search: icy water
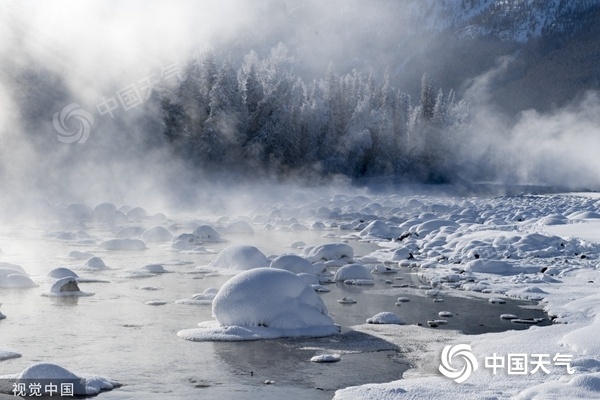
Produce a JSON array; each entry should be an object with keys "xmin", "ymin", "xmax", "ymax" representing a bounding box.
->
[{"xmin": 0, "ymin": 225, "xmax": 548, "ymax": 399}]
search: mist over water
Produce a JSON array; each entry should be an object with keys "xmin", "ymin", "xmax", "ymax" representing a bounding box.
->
[{"xmin": 0, "ymin": 0, "xmax": 599, "ymax": 219}]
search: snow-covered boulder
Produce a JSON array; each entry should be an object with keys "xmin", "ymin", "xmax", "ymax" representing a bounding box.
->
[
  {"xmin": 359, "ymin": 220, "xmax": 397, "ymax": 239},
  {"xmin": 224, "ymin": 220, "xmax": 255, "ymax": 234},
  {"xmin": 304, "ymin": 243, "xmax": 354, "ymax": 262},
  {"xmin": 0, "ymin": 263, "xmax": 27, "ymax": 276},
  {"xmin": 170, "ymin": 233, "xmax": 202, "ymax": 251},
  {"xmin": 116, "ymin": 226, "xmax": 145, "ymax": 238},
  {"xmin": 84, "ymin": 257, "xmax": 109, "ymax": 270},
  {"xmin": 334, "ymin": 264, "xmax": 374, "ymax": 282},
  {"xmin": 0, "ymin": 267, "xmax": 37, "ymax": 288},
  {"xmin": 270, "ymin": 254, "xmax": 314, "ymax": 275},
  {"xmin": 0, "ymin": 363, "xmax": 119, "ymax": 396},
  {"xmin": 142, "ymin": 226, "xmax": 173, "ymax": 242},
  {"xmin": 99, "ymin": 239, "xmax": 146, "ymax": 251},
  {"xmin": 192, "ymin": 225, "xmax": 223, "ymax": 242},
  {"xmin": 178, "ymin": 268, "xmax": 339, "ymax": 341},
  {"xmin": 366, "ymin": 312, "xmax": 405, "ymax": 325},
  {"xmin": 207, "ymin": 245, "xmax": 269, "ymax": 271},
  {"xmin": 42, "ymin": 277, "xmax": 93, "ymax": 297},
  {"xmin": 48, "ymin": 267, "xmax": 79, "ymax": 279},
  {"xmin": 126, "ymin": 206, "xmax": 146, "ymax": 221}
]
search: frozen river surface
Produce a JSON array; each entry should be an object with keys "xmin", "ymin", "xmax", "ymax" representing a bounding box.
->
[{"xmin": 2, "ymin": 189, "xmax": 596, "ymax": 399}]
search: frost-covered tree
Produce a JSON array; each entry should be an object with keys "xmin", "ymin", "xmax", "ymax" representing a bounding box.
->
[
  {"xmin": 158, "ymin": 46, "xmax": 468, "ymax": 182},
  {"xmin": 198, "ymin": 56, "xmax": 246, "ymax": 169}
]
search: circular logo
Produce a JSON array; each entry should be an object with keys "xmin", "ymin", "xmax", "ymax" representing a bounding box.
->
[
  {"xmin": 439, "ymin": 344, "xmax": 478, "ymax": 383},
  {"xmin": 53, "ymin": 103, "xmax": 94, "ymax": 144}
]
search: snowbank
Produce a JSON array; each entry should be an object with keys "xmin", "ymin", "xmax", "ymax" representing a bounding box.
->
[{"xmin": 178, "ymin": 268, "xmax": 339, "ymax": 341}]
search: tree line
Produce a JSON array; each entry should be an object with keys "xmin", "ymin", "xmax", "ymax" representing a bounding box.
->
[{"xmin": 159, "ymin": 44, "xmax": 468, "ymax": 182}]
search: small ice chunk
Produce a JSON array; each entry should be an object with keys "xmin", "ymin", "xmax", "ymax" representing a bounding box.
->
[
  {"xmin": 500, "ymin": 314, "xmax": 518, "ymax": 320},
  {"xmin": 489, "ymin": 298, "xmax": 506, "ymax": 304},
  {"xmin": 438, "ymin": 311, "xmax": 453, "ymax": 318},
  {"xmin": 337, "ymin": 297, "xmax": 357, "ymax": 304}
]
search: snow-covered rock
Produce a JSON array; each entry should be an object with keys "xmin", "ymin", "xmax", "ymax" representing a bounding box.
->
[
  {"xmin": 192, "ymin": 225, "xmax": 223, "ymax": 242},
  {"xmin": 224, "ymin": 220, "xmax": 255, "ymax": 234},
  {"xmin": 142, "ymin": 226, "xmax": 173, "ymax": 242},
  {"xmin": 366, "ymin": 312, "xmax": 405, "ymax": 325},
  {"xmin": 178, "ymin": 268, "xmax": 339, "ymax": 341},
  {"xmin": 304, "ymin": 243, "xmax": 354, "ymax": 262},
  {"xmin": 270, "ymin": 254, "xmax": 314, "ymax": 275},
  {"xmin": 48, "ymin": 267, "xmax": 79, "ymax": 279},
  {"xmin": 207, "ymin": 245, "xmax": 269, "ymax": 271},
  {"xmin": 42, "ymin": 277, "xmax": 93, "ymax": 297},
  {"xmin": 0, "ymin": 363, "xmax": 119, "ymax": 396},
  {"xmin": 334, "ymin": 264, "xmax": 374, "ymax": 282}
]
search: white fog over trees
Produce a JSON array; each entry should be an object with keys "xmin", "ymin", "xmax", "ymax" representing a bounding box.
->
[{"xmin": 158, "ymin": 45, "xmax": 468, "ymax": 182}]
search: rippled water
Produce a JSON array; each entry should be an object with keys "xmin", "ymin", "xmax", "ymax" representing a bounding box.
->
[{"xmin": 0, "ymin": 226, "xmax": 548, "ymax": 399}]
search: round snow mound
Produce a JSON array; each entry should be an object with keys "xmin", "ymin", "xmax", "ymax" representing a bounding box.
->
[
  {"xmin": 334, "ymin": 264, "xmax": 374, "ymax": 282},
  {"xmin": 142, "ymin": 226, "xmax": 173, "ymax": 242},
  {"xmin": 270, "ymin": 254, "xmax": 314, "ymax": 275},
  {"xmin": 48, "ymin": 267, "xmax": 79, "ymax": 279},
  {"xmin": 366, "ymin": 312, "xmax": 405, "ymax": 325},
  {"xmin": 208, "ymin": 245, "xmax": 269, "ymax": 270},
  {"xmin": 178, "ymin": 268, "xmax": 339, "ymax": 341},
  {"xmin": 192, "ymin": 225, "xmax": 223, "ymax": 242},
  {"xmin": 9, "ymin": 362, "xmax": 119, "ymax": 395},
  {"xmin": 42, "ymin": 277, "xmax": 93, "ymax": 297},
  {"xmin": 305, "ymin": 243, "xmax": 354, "ymax": 262}
]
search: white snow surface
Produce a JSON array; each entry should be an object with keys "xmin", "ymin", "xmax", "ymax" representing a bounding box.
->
[
  {"xmin": 331, "ymin": 192, "xmax": 600, "ymax": 399},
  {"xmin": 178, "ymin": 268, "xmax": 338, "ymax": 341}
]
